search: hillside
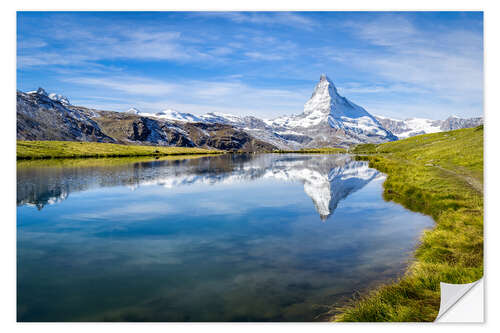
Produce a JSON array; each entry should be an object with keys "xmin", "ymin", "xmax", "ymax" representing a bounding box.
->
[
  {"xmin": 335, "ymin": 126, "xmax": 483, "ymax": 321},
  {"xmin": 16, "ymin": 91, "xmax": 276, "ymax": 152}
]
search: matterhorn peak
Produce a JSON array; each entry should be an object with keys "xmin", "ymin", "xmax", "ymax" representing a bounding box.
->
[
  {"xmin": 319, "ymin": 73, "xmax": 333, "ymax": 84},
  {"xmin": 317, "ymin": 74, "xmax": 338, "ymax": 95},
  {"xmin": 303, "ymin": 74, "xmax": 339, "ymax": 117}
]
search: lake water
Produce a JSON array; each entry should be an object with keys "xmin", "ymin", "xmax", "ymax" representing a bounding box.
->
[{"xmin": 17, "ymin": 153, "xmax": 434, "ymax": 322}]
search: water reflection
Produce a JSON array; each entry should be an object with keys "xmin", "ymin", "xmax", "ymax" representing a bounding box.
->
[
  {"xmin": 17, "ymin": 154, "xmax": 434, "ymax": 322},
  {"xmin": 17, "ymin": 154, "xmax": 380, "ymax": 221}
]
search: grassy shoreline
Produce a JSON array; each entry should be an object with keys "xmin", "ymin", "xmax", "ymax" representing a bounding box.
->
[
  {"xmin": 272, "ymin": 147, "xmax": 347, "ymax": 154},
  {"xmin": 17, "ymin": 140, "xmax": 224, "ymax": 160},
  {"xmin": 333, "ymin": 126, "xmax": 483, "ymax": 322}
]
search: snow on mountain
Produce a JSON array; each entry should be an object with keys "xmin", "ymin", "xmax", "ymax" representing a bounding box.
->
[
  {"xmin": 200, "ymin": 112, "xmax": 246, "ymax": 125},
  {"xmin": 24, "ymin": 76, "xmax": 483, "ymax": 150},
  {"xmin": 48, "ymin": 93, "xmax": 70, "ymax": 105},
  {"xmin": 125, "ymin": 107, "xmax": 203, "ymax": 122},
  {"xmin": 374, "ymin": 115, "xmax": 442, "ymax": 139},
  {"xmin": 440, "ymin": 116, "xmax": 483, "ymax": 132},
  {"xmin": 111, "ymin": 75, "xmax": 396, "ymax": 148},
  {"xmin": 27, "ymin": 87, "xmax": 71, "ymax": 105},
  {"xmin": 126, "ymin": 107, "xmax": 141, "ymax": 114},
  {"xmin": 375, "ymin": 115, "xmax": 483, "ymax": 139},
  {"xmin": 154, "ymin": 109, "xmax": 202, "ymax": 122},
  {"xmin": 266, "ymin": 74, "xmax": 397, "ymax": 146},
  {"xmin": 27, "ymin": 87, "xmax": 48, "ymax": 96}
]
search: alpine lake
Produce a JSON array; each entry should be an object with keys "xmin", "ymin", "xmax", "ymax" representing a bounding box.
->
[{"xmin": 17, "ymin": 153, "xmax": 434, "ymax": 322}]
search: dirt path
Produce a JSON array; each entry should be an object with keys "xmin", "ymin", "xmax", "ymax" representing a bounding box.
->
[{"xmin": 434, "ymin": 165, "xmax": 483, "ymax": 194}]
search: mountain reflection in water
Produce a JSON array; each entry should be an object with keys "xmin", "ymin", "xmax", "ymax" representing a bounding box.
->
[
  {"xmin": 17, "ymin": 154, "xmax": 380, "ymax": 221},
  {"xmin": 17, "ymin": 153, "xmax": 435, "ymax": 322}
]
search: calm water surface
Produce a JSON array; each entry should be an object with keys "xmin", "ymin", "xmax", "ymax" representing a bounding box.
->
[{"xmin": 17, "ymin": 154, "xmax": 434, "ymax": 321}]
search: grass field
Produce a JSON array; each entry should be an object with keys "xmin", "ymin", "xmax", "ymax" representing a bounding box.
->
[
  {"xmin": 334, "ymin": 126, "xmax": 483, "ymax": 322},
  {"xmin": 272, "ymin": 147, "xmax": 347, "ymax": 154},
  {"xmin": 16, "ymin": 154, "xmax": 212, "ymax": 169},
  {"xmin": 17, "ymin": 140, "xmax": 223, "ymax": 160}
]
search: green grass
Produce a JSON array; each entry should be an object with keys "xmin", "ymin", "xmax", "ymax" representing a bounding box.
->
[
  {"xmin": 273, "ymin": 147, "xmax": 347, "ymax": 154},
  {"xmin": 334, "ymin": 126, "xmax": 483, "ymax": 322},
  {"xmin": 16, "ymin": 154, "xmax": 212, "ymax": 169},
  {"xmin": 17, "ymin": 140, "xmax": 224, "ymax": 160}
]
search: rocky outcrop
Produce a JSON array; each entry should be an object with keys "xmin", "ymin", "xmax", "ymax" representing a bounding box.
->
[
  {"xmin": 16, "ymin": 91, "xmax": 277, "ymax": 152},
  {"xmin": 17, "ymin": 91, "xmax": 115, "ymax": 143},
  {"xmin": 440, "ymin": 116, "xmax": 483, "ymax": 131},
  {"xmin": 374, "ymin": 115, "xmax": 483, "ymax": 139}
]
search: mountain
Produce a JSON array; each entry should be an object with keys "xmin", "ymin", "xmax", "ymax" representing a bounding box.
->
[
  {"xmin": 440, "ymin": 116, "xmax": 483, "ymax": 131},
  {"xmin": 139, "ymin": 109, "xmax": 204, "ymax": 123},
  {"xmin": 125, "ymin": 107, "xmax": 141, "ymax": 115},
  {"xmin": 266, "ymin": 74, "xmax": 397, "ymax": 147},
  {"xmin": 16, "ymin": 90, "xmax": 277, "ymax": 152},
  {"xmin": 17, "ymin": 90, "xmax": 114, "ymax": 142},
  {"xmin": 375, "ymin": 115, "xmax": 483, "ymax": 139},
  {"xmin": 116, "ymin": 75, "xmax": 397, "ymax": 149},
  {"xmin": 17, "ymin": 75, "xmax": 483, "ymax": 150},
  {"xmin": 27, "ymin": 87, "xmax": 71, "ymax": 105}
]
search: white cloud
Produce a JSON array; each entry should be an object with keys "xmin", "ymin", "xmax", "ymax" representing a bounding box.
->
[
  {"xmin": 65, "ymin": 75, "xmax": 308, "ymax": 118},
  {"xmin": 327, "ymin": 16, "xmax": 484, "ymax": 118},
  {"xmin": 63, "ymin": 77, "xmax": 177, "ymax": 96},
  {"xmin": 17, "ymin": 23, "xmax": 211, "ymax": 68},
  {"xmin": 18, "ymin": 13, "xmax": 483, "ymax": 120},
  {"xmin": 244, "ymin": 51, "xmax": 283, "ymax": 61},
  {"xmin": 196, "ymin": 12, "xmax": 318, "ymax": 30}
]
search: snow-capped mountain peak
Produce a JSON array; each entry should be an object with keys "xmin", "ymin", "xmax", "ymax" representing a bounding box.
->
[
  {"xmin": 33, "ymin": 87, "xmax": 48, "ymax": 96},
  {"xmin": 48, "ymin": 93, "xmax": 70, "ymax": 105},
  {"xmin": 305, "ymin": 74, "xmax": 339, "ymax": 115},
  {"xmin": 27, "ymin": 87, "xmax": 70, "ymax": 105},
  {"xmin": 155, "ymin": 109, "xmax": 202, "ymax": 122},
  {"xmin": 200, "ymin": 112, "xmax": 244, "ymax": 124},
  {"xmin": 266, "ymin": 74, "xmax": 396, "ymax": 144},
  {"xmin": 126, "ymin": 107, "xmax": 141, "ymax": 114}
]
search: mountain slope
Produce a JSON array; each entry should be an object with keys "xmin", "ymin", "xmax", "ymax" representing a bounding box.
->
[
  {"xmin": 375, "ymin": 115, "xmax": 483, "ymax": 139},
  {"xmin": 266, "ymin": 75, "xmax": 397, "ymax": 147},
  {"xmin": 17, "ymin": 76, "xmax": 483, "ymax": 150},
  {"xmin": 17, "ymin": 91, "xmax": 115, "ymax": 142},
  {"xmin": 17, "ymin": 91, "xmax": 277, "ymax": 152}
]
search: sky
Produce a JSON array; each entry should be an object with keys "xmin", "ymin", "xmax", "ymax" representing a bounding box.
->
[{"xmin": 17, "ymin": 11, "xmax": 483, "ymax": 120}]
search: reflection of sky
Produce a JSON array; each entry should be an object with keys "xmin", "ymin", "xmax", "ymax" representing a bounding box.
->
[{"xmin": 17, "ymin": 156, "xmax": 434, "ymax": 322}]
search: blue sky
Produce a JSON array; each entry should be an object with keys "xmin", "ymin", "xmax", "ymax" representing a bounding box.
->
[{"xmin": 17, "ymin": 11, "xmax": 483, "ymax": 120}]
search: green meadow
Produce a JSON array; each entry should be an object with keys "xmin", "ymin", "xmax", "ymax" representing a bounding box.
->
[
  {"xmin": 334, "ymin": 126, "xmax": 483, "ymax": 322},
  {"xmin": 17, "ymin": 140, "xmax": 223, "ymax": 160},
  {"xmin": 272, "ymin": 147, "xmax": 347, "ymax": 154}
]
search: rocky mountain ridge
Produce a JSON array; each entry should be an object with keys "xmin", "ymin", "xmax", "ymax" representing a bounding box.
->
[
  {"xmin": 16, "ymin": 91, "xmax": 276, "ymax": 151},
  {"xmin": 17, "ymin": 74, "xmax": 483, "ymax": 150},
  {"xmin": 375, "ymin": 115, "xmax": 483, "ymax": 139}
]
